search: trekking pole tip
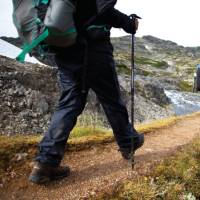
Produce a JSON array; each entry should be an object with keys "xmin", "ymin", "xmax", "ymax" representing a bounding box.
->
[{"xmin": 130, "ymin": 153, "xmax": 135, "ymax": 170}]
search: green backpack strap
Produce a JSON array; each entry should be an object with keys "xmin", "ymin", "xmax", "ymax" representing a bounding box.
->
[
  {"xmin": 16, "ymin": 29, "xmax": 49, "ymax": 63},
  {"xmin": 41, "ymin": 0, "xmax": 49, "ymax": 4},
  {"xmin": 87, "ymin": 25, "xmax": 110, "ymax": 32}
]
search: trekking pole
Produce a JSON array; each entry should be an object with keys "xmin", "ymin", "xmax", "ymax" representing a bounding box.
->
[{"xmin": 130, "ymin": 14, "xmax": 141, "ymax": 170}]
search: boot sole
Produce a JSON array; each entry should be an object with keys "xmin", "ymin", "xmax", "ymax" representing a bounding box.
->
[
  {"xmin": 29, "ymin": 172, "xmax": 70, "ymax": 184},
  {"xmin": 29, "ymin": 175, "xmax": 50, "ymax": 184}
]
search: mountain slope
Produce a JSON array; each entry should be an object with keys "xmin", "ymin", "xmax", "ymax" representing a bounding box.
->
[
  {"xmin": 1, "ymin": 35, "xmax": 200, "ymax": 134},
  {"xmin": 0, "ymin": 54, "xmax": 173, "ymax": 135},
  {"xmin": 112, "ymin": 35, "xmax": 200, "ymax": 87},
  {"xmin": 2, "ymin": 35, "xmax": 200, "ymax": 84}
]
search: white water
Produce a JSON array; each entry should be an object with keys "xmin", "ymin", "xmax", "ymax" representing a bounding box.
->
[
  {"xmin": 165, "ymin": 90, "xmax": 200, "ymax": 115},
  {"xmin": 0, "ymin": 39, "xmax": 43, "ymax": 65}
]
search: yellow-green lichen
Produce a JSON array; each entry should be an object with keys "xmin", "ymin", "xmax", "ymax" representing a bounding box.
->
[{"xmin": 97, "ymin": 137, "xmax": 200, "ymax": 200}]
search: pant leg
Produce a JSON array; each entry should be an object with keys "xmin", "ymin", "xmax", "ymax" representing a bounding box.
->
[
  {"xmin": 88, "ymin": 53, "xmax": 138, "ymax": 150},
  {"xmin": 36, "ymin": 61, "xmax": 88, "ymax": 167}
]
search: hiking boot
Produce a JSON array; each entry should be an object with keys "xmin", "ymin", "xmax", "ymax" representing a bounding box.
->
[
  {"xmin": 119, "ymin": 133, "xmax": 144, "ymax": 160},
  {"xmin": 29, "ymin": 162, "xmax": 70, "ymax": 184}
]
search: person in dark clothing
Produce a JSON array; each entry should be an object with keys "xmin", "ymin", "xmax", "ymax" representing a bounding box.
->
[{"xmin": 29, "ymin": 1, "xmax": 144, "ymax": 184}]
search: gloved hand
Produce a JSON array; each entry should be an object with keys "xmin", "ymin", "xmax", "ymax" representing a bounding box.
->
[
  {"xmin": 130, "ymin": 14, "xmax": 141, "ymax": 34},
  {"xmin": 133, "ymin": 18, "xmax": 139, "ymax": 33}
]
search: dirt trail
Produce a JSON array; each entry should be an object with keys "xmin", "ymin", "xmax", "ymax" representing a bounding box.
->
[{"xmin": 1, "ymin": 115, "xmax": 200, "ymax": 200}]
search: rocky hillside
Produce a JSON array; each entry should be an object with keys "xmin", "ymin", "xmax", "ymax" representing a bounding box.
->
[
  {"xmin": 112, "ymin": 35, "xmax": 200, "ymax": 90},
  {"xmin": 0, "ymin": 56, "xmax": 58, "ymax": 134},
  {"xmin": 0, "ymin": 53, "xmax": 172, "ymax": 135},
  {"xmin": 2, "ymin": 35, "xmax": 200, "ymax": 87},
  {"xmin": 1, "ymin": 35, "xmax": 200, "ymax": 135}
]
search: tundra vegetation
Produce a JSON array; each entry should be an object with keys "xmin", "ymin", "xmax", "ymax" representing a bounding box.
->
[{"xmin": 97, "ymin": 137, "xmax": 200, "ymax": 200}]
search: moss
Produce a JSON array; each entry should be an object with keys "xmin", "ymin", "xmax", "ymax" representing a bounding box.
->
[
  {"xmin": 116, "ymin": 64, "xmax": 131, "ymax": 75},
  {"xmin": 0, "ymin": 128, "xmax": 113, "ymax": 175},
  {"xmin": 0, "ymin": 135, "xmax": 40, "ymax": 170},
  {"xmin": 153, "ymin": 139, "xmax": 200, "ymax": 199},
  {"xmin": 142, "ymin": 70, "xmax": 151, "ymax": 76},
  {"xmin": 98, "ymin": 179, "xmax": 156, "ymax": 200},
  {"xmin": 143, "ymin": 70, "xmax": 156, "ymax": 77},
  {"xmin": 137, "ymin": 68, "xmax": 155, "ymax": 77},
  {"xmin": 67, "ymin": 133, "xmax": 113, "ymax": 151},
  {"xmin": 136, "ymin": 57, "xmax": 168, "ymax": 69},
  {"xmin": 185, "ymin": 67, "xmax": 195, "ymax": 75},
  {"xmin": 179, "ymin": 80, "xmax": 193, "ymax": 92},
  {"xmin": 118, "ymin": 180, "xmax": 156, "ymax": 200},
  {"xmin": 70, "ymin": 126, "xmax": 109, "ymax": 138},
  {"xmin": 98, "ymin": 137, "xmax": 200, "ymax": 200},
  {"xmin": 136, "ymin": 116, "xmax": 179, "ymax": 133},
  {"xmin": 1, "ymin": 112, "xmax": 200, "ymax": 178}
]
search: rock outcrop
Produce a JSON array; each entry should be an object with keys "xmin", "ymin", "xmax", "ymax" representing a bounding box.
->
[
  {"xmin": 0, "ymin": 54, "xmax": 173, "ymax": 135},
  {"xmin": 3, "ymin": 34, "xmax": 199, "ymax": 134},
  {"xmin": 0, "ymin": 56, "xmax": 58, "ymax": 134}
]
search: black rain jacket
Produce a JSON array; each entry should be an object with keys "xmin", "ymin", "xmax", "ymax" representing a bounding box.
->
[
  {"xmin": 75, "ymin": 0, "xmax": 134, "ymax": 34},
  {"xmin": 55, "ymin": 0, "xmax": 135, "ymax": 60}
]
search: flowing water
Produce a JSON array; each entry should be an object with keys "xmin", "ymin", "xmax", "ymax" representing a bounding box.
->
[{"xmin": 165, "ymin": 90, "xmax": 200, "ymax": 115}]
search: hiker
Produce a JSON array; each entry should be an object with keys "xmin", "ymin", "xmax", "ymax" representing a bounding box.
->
[
  {"xmin": 193, "ymin": 64, "xmax": 200, "ymax": 92},
  {"xmin": 29, "ymin": 0, "xmax": 144, "ymax": 183}
]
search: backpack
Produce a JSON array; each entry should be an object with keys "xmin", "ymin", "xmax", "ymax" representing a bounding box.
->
[
  {"xmin": 12, "ymin": 0, "xmax": 77, "ymax": 62},
  {"xmin": 196, "ymin": 64, "xmax": 200, "ymax": 91}
]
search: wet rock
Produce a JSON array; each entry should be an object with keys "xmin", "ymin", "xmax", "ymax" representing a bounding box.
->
[
  {"xmin": 165, "ymin": 90, "xmax": 200, "ymax": 115},
  {"xmin": 141, "ymin": 83, "xmax": 170, "ymax": 106}
]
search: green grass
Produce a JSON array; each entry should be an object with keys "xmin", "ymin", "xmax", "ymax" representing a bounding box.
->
[
  {"xmin": 0, "ymin": 112, "xmax": 200, "ymax": 178},
  {"xmin": 136, "ymin": 57, "xmax": 168, "ymax": 69},
  {"xmin": 137, "ymin": 68, "xmax": 155, "ymax": 77},
  {"xmin": 135, "ymin": 116, "xmax": 178, "ymax": 133},
  {"xmin": 70, "ymin": 126, "xmax": 109, "ymax": 138},
  {"xmin": 116, "ymin": 64, "xmax": 131, "ymax": 75},
  {"xmin": 142, "ymin": 70, "xmax": 152, "ymax": 76},
  {"xmin": 153, "ymin": 141, "xmax": 200, "ymax": 199},
  {"xmin": 97, "ymin": 137, "xmax": 200, "ymax": 200},
  {"xmin": 185, "ymin": 67, "xmax": 195, "ymax": 75},
  {"xmin": 0, "ymin": 135, "xmax": 40, "ymax": 170},
  {"xmin": 179, "ymin": 80, "xmax": 193, "ymax": 92}
]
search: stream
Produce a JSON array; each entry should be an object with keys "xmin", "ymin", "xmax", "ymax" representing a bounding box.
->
[{"xmin": 165, "ymin": 90, "xmax": 200, "ymax": 115}]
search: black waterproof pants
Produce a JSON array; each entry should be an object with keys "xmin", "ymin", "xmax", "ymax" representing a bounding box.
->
[{"xmin": 36, "ymin": 50, "xmax": 138, "ymax": 167}]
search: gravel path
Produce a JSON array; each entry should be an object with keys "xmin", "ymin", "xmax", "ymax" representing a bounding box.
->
[{"xmin": 1, "ymin": 115, "xmax": 200, "ymax": 200}]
